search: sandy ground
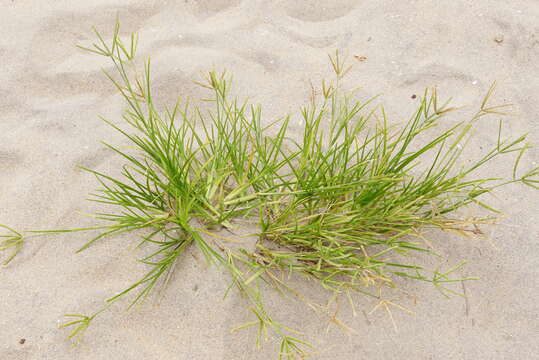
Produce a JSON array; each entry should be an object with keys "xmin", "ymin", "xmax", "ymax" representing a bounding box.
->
[{"xmin": 1, "ymin": 1, "xmax": 538, "ymax": 359}]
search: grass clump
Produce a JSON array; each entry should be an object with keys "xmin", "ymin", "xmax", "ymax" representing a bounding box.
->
[{"xmin": 2, "ymin": 22, "xmax": 538, "ymax": 358}]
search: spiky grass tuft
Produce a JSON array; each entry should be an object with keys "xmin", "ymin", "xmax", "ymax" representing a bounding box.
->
[{"xmin": 2, "ymin": 22, "xmax": 538, "ymax": 359}]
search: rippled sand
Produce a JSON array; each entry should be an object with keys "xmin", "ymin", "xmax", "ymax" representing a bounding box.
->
[{"xmin": 1, "ymin": 1, "xmax": 538, "ymax": 359}]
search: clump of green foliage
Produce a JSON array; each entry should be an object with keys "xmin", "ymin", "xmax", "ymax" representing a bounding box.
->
[{"xmin": 2, "ymin": 22, "xmax": 538, "ymax": 359}]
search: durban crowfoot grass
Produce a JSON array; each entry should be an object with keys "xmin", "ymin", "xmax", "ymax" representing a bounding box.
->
[{"xmin": 2, "ymin": 22, "xmax": 538, "ymax": 359}]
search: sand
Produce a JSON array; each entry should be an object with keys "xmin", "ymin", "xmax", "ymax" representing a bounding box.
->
[{"xmin": 1, "ymin": 1, "xmax": 538, "ymax": 359}]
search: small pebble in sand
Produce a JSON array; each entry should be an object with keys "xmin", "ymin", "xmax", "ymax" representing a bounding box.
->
[
  {"xmin": 411, "ymin": 94, "xmax": 417, "ymax": 99},
  {"xmin": 354, "ymin": 55, "xmax": 367, "ymax": 62},
  {"xmin": 494, "ymin": 35, "xmax": 504, "ymax": 44},
  {"xmin": 19, "ymin": 338, "xmax": 26, "ymax": 345},
  {"xmin": 472, "ymin": 80, "xmax": 478, "ymax": 85}
]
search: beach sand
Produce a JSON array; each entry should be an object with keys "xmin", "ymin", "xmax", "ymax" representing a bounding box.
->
[{"xmin": 1, "ymin": 1, "xmax": 538, "ymax": 359}]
